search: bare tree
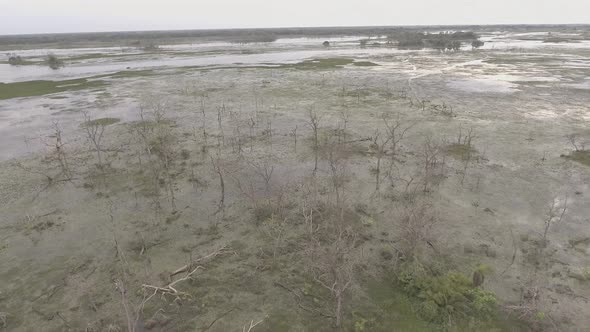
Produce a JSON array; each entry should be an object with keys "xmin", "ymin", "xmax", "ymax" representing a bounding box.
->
[
  {"xmin": 397, "ymin": 198, "xmax": 438, "ymax": 260},
  {"xmin": 421, "ymin": 136, "xmax": 444, "ymax": 193},
  {"xmin": 50, "ymin": 121, "xmax": 73, "ymax": 180},
  {"xmin": 307, "ymin": 107, "xmax": 322, "ymax": 174},
  {"xmin": 338, "ymin": 109, "xmax": 351, "ymax": 142},
  {"xmin": 114, "ymin": 278, "xmax": 158, "ymax": 332},
  {"xmin": 291, "ymin": 125, "xmax": 298, "ymax": 152},
  {"xmin": 249, "ymin": 158, "xmax": 275, "ymax": 197},
  {"xmin": 82, "ymin": 111, "xmax": 107, "ymax": 169},
  {"xmin": 370, "ymin": 130, "xmax": 392, "ymax": 193},
  {"xmin": 382, "ymin": 114, "xmax": 414, "ymax": 162},
  {"xmin": 566, "ymin": 133, "xmax": 585, "ymax": 152},
  {"xmin": 210, "ymin": 154, "xmax": 225, "ymax": 218},
  {"xmin": 308, "ymin": 228, "xmax": 357, "ymax": 331}
]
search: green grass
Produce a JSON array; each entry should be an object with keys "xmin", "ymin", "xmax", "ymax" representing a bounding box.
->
[
  {"xmin": 2, "ymin": 59, "xmax": 43, "ymax": 66},
  {"xmin": 81, "ymin": 117, "xmax": 120, "ymax": 127},
  {"xmin": 105, "ymin": 69, "xmax": 157, "ymax": 79},
  {"xmin": 0, "ymin": 78, "xmax": 108, "ymax": 100},
  {"xmin": 353, "ymin": 61, "xmax": 379, "ymax": 67},
  {"xmin": 285, "ymin": 58, "xmax": 355, "ymax": 70},
  {"xmin": 564, "ymin": 150, "xmax": 590, "ymax": 167},
  {"xmin": 445, "ymin": 143, "xmax": 477, "ymax": 160}
]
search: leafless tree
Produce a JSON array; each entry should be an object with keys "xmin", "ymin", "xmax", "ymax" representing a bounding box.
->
[
  {"xmin": 421, "ymin": 136, "xmax": 444, "ymax": 193},
  {"xmin": 566, "ymin": 133, "xmax": 585, "ymax": 152},
  {"xmin": 210, "ymin": 154, "xmax": 225, "ymax": 218},
  {"xmin": 382, "ymin": 114, "xmax": 414, "ymax": 162},
  {"xmin": 291, "ymin": 125, "xmax": 298, "ymax": 152},
  {"xmin": 248, "ymin": 115, "xmax": 257, "ymax": 152},
  {"xmin": 114, "ymin": 278, "xmax": 158, "ymax": 332},
  {"xmin": 249, "ymin": 158, "xmax": 275, "ymax": 197},
  {"xmin": 82, "ymin": 111, "xmax": 107, "ymax": 169},
  {"xmin": 307, "ymin": 107, "xmax": 322, "ymax": 174},
  {"xmin": 308, "ymin": 228, "xmax": 357, "ymax": 331},
  {"xmin": 397, "ymin": 198, "xmax": 438, "ymax": 260},
  {"xmin": 338, "ymin": 109, "xmax": 351, "ymax": 142},
  {"xmin": 50, "ymin": 121, "xmax": 73, "ymax": 180},
  {"xmin": 217, "ymin": 103, "xmax": 225, "ymax": 148},
  {"xmin": 371, "ymin": 130, "xmax": 392, "ymax": 193}
]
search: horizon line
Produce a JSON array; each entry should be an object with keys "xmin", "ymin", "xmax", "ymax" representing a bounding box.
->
[{"xmin": 1, "ymin": 22, "xmax": 589, "ymax": 37}]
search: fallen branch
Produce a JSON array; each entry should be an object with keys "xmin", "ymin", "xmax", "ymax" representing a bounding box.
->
[
  {"xmin": 142, "ymin": 246, "xmax": 233, "ymax": 302},
  {"xmin": 203, "ymin": 308, "xmax": 235, "ymax": 331},
  {"xmin": 242, "ymin": 316, "xmax": 266, "ymax": 332},
  {"xmin": 500, "ymin": 227, "xmax": 517, "ymax": 276},
  {"xmin": 0, "ymin": 312, "xmax": 8, "ymax": 328},
  {"xmin": 170, "ymin": 245, "xmax": 232, "ymax": 277},
  {"xmin": 142, "ymin": 266, "xmax": 202, "ymax": 298}
]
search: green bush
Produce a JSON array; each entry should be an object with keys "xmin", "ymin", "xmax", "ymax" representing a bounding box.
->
[
  {"xmin": 8, "ymin": 54, "xmax": 24, "ymax": 65},
  {"xmin": 397, "ymin": 265, "xmax": 497, "ymax": 325},
  {"xmin": 46, "ymin": 54, "xmax": 63, "ymax": 69}
]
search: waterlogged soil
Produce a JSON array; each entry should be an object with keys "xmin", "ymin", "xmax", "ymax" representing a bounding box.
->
[{"xmin": 1, "ymin": 27, "xmax": 590, "ymax": 331}]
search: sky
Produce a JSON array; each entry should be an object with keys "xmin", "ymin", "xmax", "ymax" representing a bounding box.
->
[{"xmin": 0, "ymin": 0, "xmax": 589, "ymax": 35}]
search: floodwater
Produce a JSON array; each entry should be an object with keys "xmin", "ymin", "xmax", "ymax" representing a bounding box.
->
[
  {"xmin": 3, "ymin": 31, "xmax": 589, "ymax": 84},
  {"xmin": 1, "ymin": 28, "xmax": 589, "ymax": 161}
]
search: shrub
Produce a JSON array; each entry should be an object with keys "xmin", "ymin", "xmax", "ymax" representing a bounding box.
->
[
  {"xmin": 472, "ymin": 40, "xmax": 485, "ymax": 49},
  {"xmin": 46, "ymin": 54, "xmax": 63, "ymax": 69},
  {"xmin": 7, "ymin": 54, "xmax": 24, "ymax": 65},
  {"xmin": 397, "ymin": 264, "xmax": 498, "ymax": 325}
]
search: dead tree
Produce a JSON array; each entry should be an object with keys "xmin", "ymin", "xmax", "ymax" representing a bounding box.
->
[
  {"xmin": 421, "ymin": 136, "xmax": 443, "ymax": 193},
  {"xmin": 307, "ymin": 108, "xmax": 322, "ymax": 174},
  {"xmin": 291, "ymin": 125, "xmax": 298, "ymax": 152},
  {"xmin": 308, "ymin": 228, "xmax": 357, "ymax": 331},
  {"xmin": 566, "ymin": 134, "xmax": 585, "ymax": 152},
  {"xmin": 382, "ymin": 114, "xmax": 414, "ymax": 162},
  {"xmin": 338, "ymin": 109, "xmax": 351, "ymax": 142},
  {"xmin": 398, "ymin": 198, "xmax": 438, "ymax": 260},
  {"xmin": 249, "ymin": 158, "xmax": 275, "ymax": 197},
  {"xmin": 210, "ymin": 155, "xmax": 225, "ymax": 217},
  {"xmin": 370, "ymin": 130, "xmax": 392, "ymax": 193},
  {"xmin": 82, "ymin": 111, "xmax": 107, "ymax": 169}
]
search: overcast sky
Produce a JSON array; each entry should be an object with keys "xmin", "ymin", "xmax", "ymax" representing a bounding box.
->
[{"xmin": 1, "ymin": 0, "xmax": 589, "ymax": 35}]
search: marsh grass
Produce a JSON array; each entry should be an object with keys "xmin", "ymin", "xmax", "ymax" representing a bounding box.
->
[
  {"xmin": 0, "ymin": 78, "xmax": 108, "ymax": 100},
  {"xmin": 352, "ymin": 61, "xmax": 379, "ymax": 67},
  {"xmin": 81, "ymin": 117, "xmax": 121, "ymax": 127},
  {"xmin": 445, "ymin": 143, "xmax": 477, "ymax": 160},
  {"xmin": 563, "ymin": 150, "xmax": 590, "ymax": 167},
  {"xmin": 286, "ymin": 58, "xmax": 355, "ymax": 70}
]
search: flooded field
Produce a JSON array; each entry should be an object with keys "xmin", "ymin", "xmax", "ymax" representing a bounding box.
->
[{"xmin": 1, "ymin": 25, "xmax": 589, "ymax": 331}]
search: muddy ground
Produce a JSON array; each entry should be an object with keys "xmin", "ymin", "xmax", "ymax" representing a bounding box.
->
[{"xmin": 1, "ymin": 27, "xmax": 590, "ymax": 331}]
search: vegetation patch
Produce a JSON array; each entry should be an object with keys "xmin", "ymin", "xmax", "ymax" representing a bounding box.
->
[
  {"xmin": 353, "ymin": 61, "xmax": 379, "ymax": 67},
  {"xmin": 563, "ymin": 150, "xmax": 590, "ymax": 167},
  {"xmin": 103, "ymin": 69, "xmax": 157, "ymax": 79},
  {"xmin": 0, "ymin": 78, "xmax": 108, "ymax": 100},
  {"xmin": 5, "ymin": 54, "xmax": 41, "ymax": 66},
  {"xmin": 285, "ymin": 58, "xmax": 355, "ymax": 70},
  {"xmin": 445, "ymin": 143, "xmax": 477, "ymax": 160},
  {"xmin": 394, "ymin": 263, "xmax": 524, "ymax": 330},
  {"xmin": 81, "ymin": 117, "xmax": 120, "ymax": 128}
]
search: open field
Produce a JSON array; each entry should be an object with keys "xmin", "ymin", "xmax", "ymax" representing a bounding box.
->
[{"xmin": 1, "ymin": 25, "xmax": 589, "ymax": 331}]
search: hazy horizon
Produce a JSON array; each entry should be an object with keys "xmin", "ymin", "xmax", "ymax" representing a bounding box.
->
[{"xmin": 1, "ymin": 0, "xmax": 589, "ymax": 35}]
